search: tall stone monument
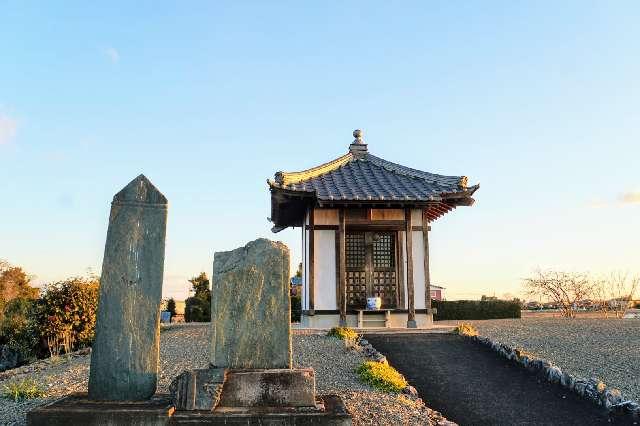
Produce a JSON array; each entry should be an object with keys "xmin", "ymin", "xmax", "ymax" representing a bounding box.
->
[{"xmin": 88, "ymin": 174, "xmax": 168, "ymax": 401}]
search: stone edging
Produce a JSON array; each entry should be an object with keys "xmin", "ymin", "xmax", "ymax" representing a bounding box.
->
[{"xmin": 465, "ymin": 333, "xmax": 640, "ymax": 419}]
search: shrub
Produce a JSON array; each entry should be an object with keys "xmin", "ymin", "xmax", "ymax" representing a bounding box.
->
[
  {"xmin": 357, "ymin": 361, "xmax": 407, "ymax": 393},
  {"xmin": 2, "ymin": 379, "xmax": 45, "ymax": 401},
  {"xmin": 166, "ymin": 298, "xmax": 177, "ymax": 320},
  {"xmin": 0, "ymin": 297, "xmax": 39, "ymax": 363},
  {"xmin": 185, "ymin": 297, "xmax": 210, "ymax": 322},
  {"xmin": 327, "ymin": 326, "xmax": 358, "ymax": 341},
  {"xmin": 433, "ymin": 300, "xmax": 521, "ymax": 321},
  {"xmin": 33, "ymin": 277, "xmax": 99, "ymax": 356},
  {"xmin": 291, "ymin": 296, "xmax": 302, "ymax": 322},
  {"xmin": 452, "ymin": 322, "xmax": 478, "ymax": 336}
]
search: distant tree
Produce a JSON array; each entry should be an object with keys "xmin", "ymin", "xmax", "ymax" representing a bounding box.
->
[
  {"xmin": 295, "ymin": 262, "xmax": 302, "ymax": 278},
  {"xmin": 480, "ymin": 295, "xmax": 498, "ymax": 302},
  {"xmin": 0, "ymin": 260, "xmax": 39, "ymax": 304},
  {"xmin": 0, "ymin": 260, "xmax": 39, "ymax": 327},
  {"xmin": 594, "ymin": 271, "xmax": 639, "ymax": 318},
  {"xmin": 523, "ymin": 270, "xmax": 596, "ymax": 318},
  {"xmin": 189, "ymin": 273, "xmax": 211, "ymax": 300},
  {"xmin": 166, "ymin": 298, "xmax": 177, "ymax": 320},
  {"xmin": 185, "ymin": 273, "xmax": 211, "ymax": 322}
]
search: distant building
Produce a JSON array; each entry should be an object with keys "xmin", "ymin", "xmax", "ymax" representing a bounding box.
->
[{"xmin": 430, "ymin": 285, "xmax": 445, "ymax": 301}]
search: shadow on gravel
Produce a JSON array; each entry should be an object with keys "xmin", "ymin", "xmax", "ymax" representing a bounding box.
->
[{"xmin": 365, "ymin": 334, "xmax": 634, "ymax": 426}]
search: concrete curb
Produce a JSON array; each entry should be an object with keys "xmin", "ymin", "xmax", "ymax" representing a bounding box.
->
[{"xmin": 464, "ymin": 333, "xmax": 640, "ymax": 420}]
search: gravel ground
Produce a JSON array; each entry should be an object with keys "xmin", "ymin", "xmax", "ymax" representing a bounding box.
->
[
  {"xmin": 0, "ymin": 323, "xmax": 443, "ymax": 425},
  {"xmin": 465, "ymin": 317, "xmax": 640, "ymax": 402}
]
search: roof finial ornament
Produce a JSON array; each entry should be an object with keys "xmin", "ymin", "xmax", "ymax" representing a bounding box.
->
[
  {"xmin": 349, "ymin": 128, "xmax": 368, "ymax": 158},
  {"xmin": 353, "ymin": 129, "xmax": 364, "ymax": 144}
]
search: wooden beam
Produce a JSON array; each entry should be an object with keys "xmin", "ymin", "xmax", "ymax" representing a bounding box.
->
[
  {"xmin": 405, "ymin": 208, "xmax": 416, "ymax": 328},
  {"xmin": 396, "ymin": 231, "xmax": 405, "ymax": 309},
  {"xmin": 308, "ymin": 208, "xmax": 315, "ymax": 315},
  {"xmin": 365, "ymin": 232, "xmax": 373, "ymax": 305},
  {"xmin": 335, "ymin": 230, "xmax": 341, "ymax": 309},
  {"xmin": 422, "ymin": 210, "xmax": 432, "ymax": 315},
  {"xmin": 338, "ymin": 208, "xmax": 347, "ymax": 326}
]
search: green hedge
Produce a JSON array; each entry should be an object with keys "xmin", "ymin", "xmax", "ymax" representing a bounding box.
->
[
  {"xmin": 433, "ymin": 300, "xmax": 521, "ymax": 321},
  {"xmin": 291, "ymin": 296, "xmax": 302, "ymax": 323}
]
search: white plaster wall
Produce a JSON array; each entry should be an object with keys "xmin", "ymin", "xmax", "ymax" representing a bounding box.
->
[
  {"xmin": 412, "ymin": 230, "xmax": 427, "ymax": 309},
  {"xmin": 411, "ymin": 209, "xmax": 423, "ymax": 227},
  {"xmin": 314, "ymin": 230, "xmax": 337, "ymax": 310}
]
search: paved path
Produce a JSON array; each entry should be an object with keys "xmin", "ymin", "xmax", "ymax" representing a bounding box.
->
[{"xmin": 365, "ymin": 334, "xmax": 632, "ymax": 426}]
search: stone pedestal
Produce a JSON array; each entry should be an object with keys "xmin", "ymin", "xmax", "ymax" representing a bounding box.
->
[
  {"xmin": 171, "ymin": 395, "xmax": 352, "ymax": 425},
  {"xmin": 218, "ymin": 368, "xmax": 316, "ymax": 408}
]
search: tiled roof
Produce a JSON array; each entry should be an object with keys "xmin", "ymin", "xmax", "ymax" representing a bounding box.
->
[{"xmin": 269, "ymin": 150, "xmax": 477, "ymax": 202}]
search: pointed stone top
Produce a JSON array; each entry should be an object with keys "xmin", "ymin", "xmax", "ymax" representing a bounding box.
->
[{"xmin": 112, "ymin": 174, "xmax": 167, "ymax": 206}]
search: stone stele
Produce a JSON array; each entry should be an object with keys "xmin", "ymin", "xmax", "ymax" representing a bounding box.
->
[
  {"xmin": 210, "ymin": 238, "xmax": 291, "ymax": 369},
  {"xmin": 88, "ymin": 174, "xmax": 168, "ymax": 401}
]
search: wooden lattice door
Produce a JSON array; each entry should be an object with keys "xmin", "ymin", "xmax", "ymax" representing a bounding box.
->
[{"xmin": 345, "ymin": 231, "xmax": 398, "ymax": 309}]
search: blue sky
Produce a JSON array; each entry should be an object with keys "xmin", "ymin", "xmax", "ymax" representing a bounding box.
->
[{"xmin": 1, "ymin": 1, "xmax": 638, "ymax": 300}]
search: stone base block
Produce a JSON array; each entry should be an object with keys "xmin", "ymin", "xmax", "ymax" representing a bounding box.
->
[
  {"xmin": 218, "ymin": 368, "xmax": 316, "ymax": 408},
  {"xmin": 26, "ymin": 393, "xmax": 174, "ymax": 426},
  {"xmin": 170, "ymin": 368, "xmax": 226, "ymax": 410},
  {"xmin": 172, "ymin": 395, "xmax": 351, "ymax": 425}
]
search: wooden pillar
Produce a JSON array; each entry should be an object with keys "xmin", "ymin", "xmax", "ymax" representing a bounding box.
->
[
  {"xmin": 422, "ymin": 210, "xmax": 432, "ymax": 315},
  {"xmin": 396, "ymin": 231, "xmax": 405, "ymax": 308},
  {"xmin": 308, "ymin": 208, "xmax": 315, "ymax": 315},
  {"xmin": 405, "ymin": 208, "xmax": 417, "ymax": 328},
  {"xmin": 338, "ymin": 208, "xmax": 347, "ymax": 326}
]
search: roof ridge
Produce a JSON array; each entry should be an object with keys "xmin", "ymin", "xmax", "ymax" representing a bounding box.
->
[{"xmin": 275, "ymin": 152, "xmax": 354, "ymax": 186}]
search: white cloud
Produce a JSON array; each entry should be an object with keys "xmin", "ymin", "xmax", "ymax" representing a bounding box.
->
[
  {"xmin": 0, "ymin": 114, "xmax": 17, "ymax": 145},
  {"xmin": 105, "ymin": 47, "xmax": 120, "ymax": 63},
  {"xmin": 619, "ymin": 192, "xmax": 640, "ymax": 205}
]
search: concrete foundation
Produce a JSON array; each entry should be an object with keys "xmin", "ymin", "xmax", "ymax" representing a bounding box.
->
[
  {"xmin": 300, "ymin": 312, "xmax": 433, "ymax": 329},
  {"xmin": 26, "ymin": 393, "xmax": 350, "ymax": 426}
]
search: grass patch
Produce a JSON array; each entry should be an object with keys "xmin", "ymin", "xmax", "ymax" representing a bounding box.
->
[
  {"xmin": 357, "ymin": 361, "xmax": 408, "ymax": 393},
  {"xmin": 451, "ymin": 322, "xmax": 478, "ymax": 336},
  {"xmin": 514, "ymin": 348, "xmax": 536, "ymax": 359},
  {"xmin": 327, "ymin": 326, "xmax": 358, "ymax": 341},
  {"xmin": 2, "ymin": 379, "xmax": 46, "ymax": 402}
]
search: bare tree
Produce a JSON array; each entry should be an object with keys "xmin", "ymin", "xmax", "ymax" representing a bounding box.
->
[
  {"xmin": 592, "ymin": 277, "xmax": 611, "ymax": 318},
  {"xmin": 596, "ymin": 271, "xmax": 639, "ymax": 318},
  {"xmin": 523, "ymin": 270, "xmax": 596, "ymax": 318}
]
